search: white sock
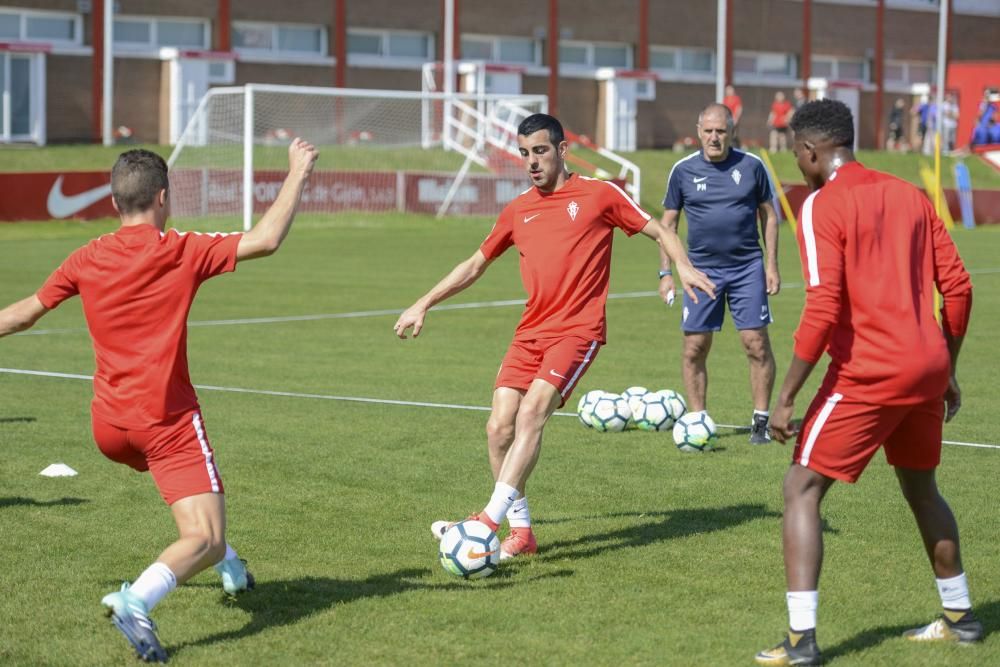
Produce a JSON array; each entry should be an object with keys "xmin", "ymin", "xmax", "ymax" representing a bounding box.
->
[
  {"xmin": 786, "ymin": 590, "xmax": 818, "ymax": 631},
  {"xmin": 754, "ymin": 409, "xmax": 770, "ymax": 419},
  {"xmin": 482, "ymin": 482, "xmax": 519, "ymax": 526},
  {"xmin": 129, "ymin": 562, "xmax": 177, "ymax": 612},
  {"xmin": 217, "ymin": 543, "xmax": 238, "ymax": 565},
  {"xmin": 507, "ymin": 496, "xmax": 531, "ymax": 529},
  {"xmin": 937, "ymin": 572, "xmax": 972, "ymax": 610}
]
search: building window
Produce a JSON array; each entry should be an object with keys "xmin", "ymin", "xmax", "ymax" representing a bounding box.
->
[
  {"xmin": 733, "ymin": 51, "xmax": 797, "ymax": 80},
  {"xmin": 460, "ymin": 34, "xmax": 539, "ymax": 65},
  {"xmin": 0, "ymin": 8, "xmax": 81, "ymax": 45},
  {"xmin": 233, "ymin": 22, "xmax": 327, "ymax": 57},
  {"xmin": 559, "ymin": 41, "xmax": 631, "ymax": 69},
  {"xmin": 885, "ymin": 60, "xmax": 935, "ymax": 85},
  {"xmin": 811, "ymin": 56, "xmax": 867, "ymax": 82},
  {"xmin": 347, "ymin": 29, "xmax": 434, "ymax": 61},
  {"xmin": 650, "ymin": 46, "xmax": 715, "ymax": 76},
  {"xmin": 114, "ymin": 16, "xmax": 209, "ymax": 50}
]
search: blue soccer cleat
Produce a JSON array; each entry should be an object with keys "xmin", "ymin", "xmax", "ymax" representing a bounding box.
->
[
  {"xmin": 101, "ymin": 584, "xmax": 168, "ymax": 663},
  {"xmin": 214, "ymin": 557, "xmax": 255, "ymax": 596}
]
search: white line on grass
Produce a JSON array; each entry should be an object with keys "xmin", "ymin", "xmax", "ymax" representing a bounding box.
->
[
  {"xmin": 18, "ymin": 267, "xmax": 1000, "ymax": 336},
  {"xmin": 2, "ymin": 366, "xmax": 997, "ymax": 451}
]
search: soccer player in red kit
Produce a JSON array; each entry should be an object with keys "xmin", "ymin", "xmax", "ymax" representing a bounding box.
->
[
  {"xmin": 0, "ymin": 140, "xmax": 317, "ymax": 662},
  {"xmin": 394, "ymin": 113, "xmax": 716, "ymax": 559},
  {"xmin": 755, "ymin": 99, "xmax": 979, "ymax": 666}
]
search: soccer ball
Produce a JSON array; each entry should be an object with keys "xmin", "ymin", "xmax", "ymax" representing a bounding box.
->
[
  {"xmin": 656, "ymin": 389, "xmax": 686, "ymax": 422},
  {"xmin": 621, "ymin": 386, "xmax": 650, "ymax": 429},
  {"xmin": 438, "ymin": 520, "xmax": 500, "ymax": 579},
  {"xmin": 672, "ymin": 410, "xmax": 718, "ymax": 452},
  {"xmin": 633, "ymin": 391, "xmax": 675, "ymax": 432},
  {"xmin": 589, "ymin": 393, "xmax": 632, "ymax": 433},
  {"xmin": 576, "ymin": 389, "xmax": 605, "ymax": 429}
]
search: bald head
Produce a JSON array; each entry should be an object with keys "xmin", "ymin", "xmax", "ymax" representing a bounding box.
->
[{"xmin": 698, "ymin": 103, "xmax": 734, "ymax": 132}]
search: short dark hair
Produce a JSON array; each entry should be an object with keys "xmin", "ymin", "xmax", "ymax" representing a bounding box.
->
[
  {"xmin": 789, "ymin": 99, "xmax": 855, "ymax": 148},
  {"xmin": 517, "ymin": 113, "xmax": 565, "ymax": 147},
  {"xmin": 111, "ymin": 149, "xmax": 169, "ymax": 215}
]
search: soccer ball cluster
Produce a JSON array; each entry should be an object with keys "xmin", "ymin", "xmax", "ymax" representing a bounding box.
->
[{"xmin": 577, "ymin": 386, "xmax": 717, "ymax": 452}]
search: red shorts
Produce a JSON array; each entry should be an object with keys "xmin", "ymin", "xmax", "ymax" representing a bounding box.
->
[
  {"xmin": 92, "ymin": 409, "xmax": 224, "ymax": 505},
  {"xmin": 495, "ymin": 336, "xmax": 601, "ymax": 406},
  {"xmin": 793, "ymin": 392, "xmax": 943, "ymax": 483}
]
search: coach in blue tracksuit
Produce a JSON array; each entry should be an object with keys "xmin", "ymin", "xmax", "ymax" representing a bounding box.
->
[{"xmin": 657, "ymin": 102, "xmax": 780, "ymax": 445}]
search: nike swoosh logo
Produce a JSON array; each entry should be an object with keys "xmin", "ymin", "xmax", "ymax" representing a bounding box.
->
[
  {"xmin": 693, "ymin": 177, "xmax": 708, "ymax": 183},
  {"xmin": 760, "ymin": 313, "xmax": 769, "ymax": 320},
  {"xmin": 466, "ymin": 548, "xmax": 497, "ymax": 560},
  {"xmin": 523, "ymin": 213, "xmax": 540, "ymax": 223},
  {"xmin": 47, "ymin": 176, "xmax": 112, "ymax": 219},
  {"xmin": 549, "ymin": 369, "xmax": 568, "ymax": 380}
]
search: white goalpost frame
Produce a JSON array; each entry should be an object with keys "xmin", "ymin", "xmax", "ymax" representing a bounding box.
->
[{"xmin": 167, "ymin": 83, "xmax": 550, "ymax": 227}]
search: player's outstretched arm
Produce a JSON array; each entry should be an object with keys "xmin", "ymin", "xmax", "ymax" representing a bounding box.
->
[
  {"xmin": 0, "ymin": 295, "xmax": 49, "ymax": 338},
  {"xmin": 393, "ymin": 250, "xmax": 492, "ymax": 339},
  {"xmin": 236, "ymin": 138, "xmax": 319, "ymax": 262},
  {"xmin": 639, "ymin": 218, "xmax": 716, "ymax": 303},
  {"xmin": 656, "ymin": 210, "xmax": 680, "ymax": 306}
]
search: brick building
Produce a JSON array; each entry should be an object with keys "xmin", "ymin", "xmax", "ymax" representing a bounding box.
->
[{"xmin": 1, "ymin": 0, "xmax": 998, "ymax": 148}]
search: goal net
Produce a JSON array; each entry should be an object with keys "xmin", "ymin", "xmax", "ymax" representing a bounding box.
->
[{"xmin": 166, "ymin": 84, "xmax": 548, "ymax": 228}]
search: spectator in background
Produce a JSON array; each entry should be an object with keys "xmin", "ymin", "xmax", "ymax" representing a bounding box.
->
[
  {"xmin": 767, "ymin": 91, "xmax": 794, "ymax": 152},
  {"xmin": 887, "ymin": 98, "xmax": 907, "ymax": 152},
  {"xmin": 942, "ymin": 93, "xmax": 959, "ymax": 153},
  {"xmin": 971, "ymin": 89, "xmax": 1000, "ymax": 146},
  {"xmin": 913, "ymin": 95, "xmax": 931, "ymax": 154},
  {"xmin": 723, "ymin": 84, "xmax": 744, "ymax": 148},
  {"xmin": 792, "ymin": 87, "xmax": 808, "ymax": 113},
  {"xmin": 922, "ymin": 99, "xmax": 939, "ymax": 156}
]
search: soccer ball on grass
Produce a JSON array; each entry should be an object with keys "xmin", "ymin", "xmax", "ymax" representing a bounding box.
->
[
  {"xmin": 589, "ymin": 393, "xmax": 632, "ymax": 433},
  {"xmin": 672, "ymin": 410, "xmax": 718, "ymax": 452},
  {"xmin": 438, "ymin": 520, "xmax": 500, "ymax": 579}
]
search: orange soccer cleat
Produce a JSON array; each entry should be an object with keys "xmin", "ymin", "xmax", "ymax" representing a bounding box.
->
[{"xmin": 499, "ymin": 527, "xmax": 538, "ymax": 561}]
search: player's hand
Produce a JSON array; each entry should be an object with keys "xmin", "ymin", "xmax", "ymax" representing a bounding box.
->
[
  {"xmin": 288, "ymin": 138, "xmax": 319, "ymax": 180},
  {"xmin": 675, "ymin": 263, "xmax": 716, "ymax": 304},
  {"xmin": 769, "ymin": 400, "xmax": 799, "ymax": 443},
  {"xmin": 393, "ymin": 305, "xmax": 426, "ymax": 339},
  {"xmin": 944, "ymin": 375, "xmax": 962, "ymax": 422},
  {"xmin": 658, "ymin": 275, "xmax": 675, "ymax": 307},
  {"xmin": 766, "ymin": 264, "xmax": 781, "ymax": 296}
]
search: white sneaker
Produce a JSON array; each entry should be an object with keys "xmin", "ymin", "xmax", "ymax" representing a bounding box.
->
[{"xmin": 431, "ymin": 520, "xmax": 451, "ymax": 540}]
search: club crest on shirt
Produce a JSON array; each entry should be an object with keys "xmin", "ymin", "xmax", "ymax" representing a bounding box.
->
[
  {"xmin": 567, "ymin": 201, "xmax": 579, "ymax": 220},
  {"xmin": 732, "ymin": 169, "xmax": 742, "ymax": 185}
]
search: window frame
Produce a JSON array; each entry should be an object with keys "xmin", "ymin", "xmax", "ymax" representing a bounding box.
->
[
  {"xmin": 347, "ymin": 28, "xmax": 435, "ymax": 64},
  {"xmin": 113, "ymin": 15, "xmax": 210, "ymax": 52},
  {"xmin": 558, "ymin": 39, "xmax": 633, "ymax": 70},
  {"xmin": 649, "ymin": 45, "xmax": 716, "ymax": 81},
  {"xmin": 460, "ymin": 33, "xmax": 541, "ymax": 66},
  {"xmin": 232, "ymin": 20, "xmax": 329, "ymax": 59},
  {"xmin": 0, "ymin": 7, "xmax": 81, "ymax": 46},
  {"xmin": 732, "ymin": 50, "xmax": 798, "ymax": 81}
]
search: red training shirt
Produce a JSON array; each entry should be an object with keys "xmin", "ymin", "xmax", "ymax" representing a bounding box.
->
[
  {"xmin": 480, "ymin": 173, "xmax": 651, "ymax": 343},
  {"xmin": 770, "ymin": 99, "xmax": 794, "ymax": 129},
  {"xmin": 794, "ymin": 161, "xmax": 972, "ymax": 404},
  {"xmin": 36, "ymin": 224, "xmax": 242, "ymax": 429}
]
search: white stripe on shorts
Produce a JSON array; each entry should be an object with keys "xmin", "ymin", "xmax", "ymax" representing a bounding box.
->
[
  {"xmin": 191, "ymin": 411, "xmax": 221, "ymax": 493},
  {"xmin": 561, "ymin": 341, "xmax": 599, "ymax": 398},
  {"xmin": 800, "ymin": 392, "xmax": 843, "ymax": 467}
]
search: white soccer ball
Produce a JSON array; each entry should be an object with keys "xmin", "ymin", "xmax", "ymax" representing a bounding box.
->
[
  {"xmin": 590, "ymin": 392, "xmax": 632, "ymax": 433},
  {"xmin": 438, "ymin": 519, "xmax": 500, "ymax": 579},
  {"xmin": 634, "ymin": 391, "xmax": 674, "ymax": 432},
  {"xmin": 659, "ymin": 389, "xmax": 687, "ymax": 422},
  {"xmin": 576, "ymin": 389, "xmax": 605, "ymax": 429},
  {"xmin": 621, "ymin": 386, "xmax": 650, "ymax": 429},
  {"xmin": 672, "ymin": 411, "xmax": 718, "ymax": 452}
]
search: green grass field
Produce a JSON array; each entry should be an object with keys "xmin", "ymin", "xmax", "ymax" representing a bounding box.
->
[{"xmin": 1, "ymin": 200, "xmax": 998, "ymax": 665}]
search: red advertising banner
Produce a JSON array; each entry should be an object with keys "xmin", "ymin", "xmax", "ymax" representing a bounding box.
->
[{"xmin": 2, "ymin": 170, "xmax": 999, "ymax": 224}]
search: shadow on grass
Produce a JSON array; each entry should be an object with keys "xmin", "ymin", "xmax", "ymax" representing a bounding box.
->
[
  {"xmin": 822, "ymin": 598, "xmax": 997, "ymax": 662},
  {"xmin": 172, "ymin": 567, "xmax": 574, "ymax": 655},
  {"xmin": 535, "ymin": 504, "xmax": 781, "ymax": 561},
  {"xmin": 0, "ymin": 496, "xmax": 88, "ymax": 508},
  {"xmin": 0, "ymin": 416, "xmax": 36, "ymax": 424}
]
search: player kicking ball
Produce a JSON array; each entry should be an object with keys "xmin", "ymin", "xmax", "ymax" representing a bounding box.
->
[
  {"xmin": 0, "ymin": 139, "xmax": 317, "ymax": 662},
  {"xmin": 394, "ymin": 113, "xmax": 715, "ymax": 560},
  {"xmin": 755, "ymin": 99, "xmax": 979, "ymax": 666}
]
